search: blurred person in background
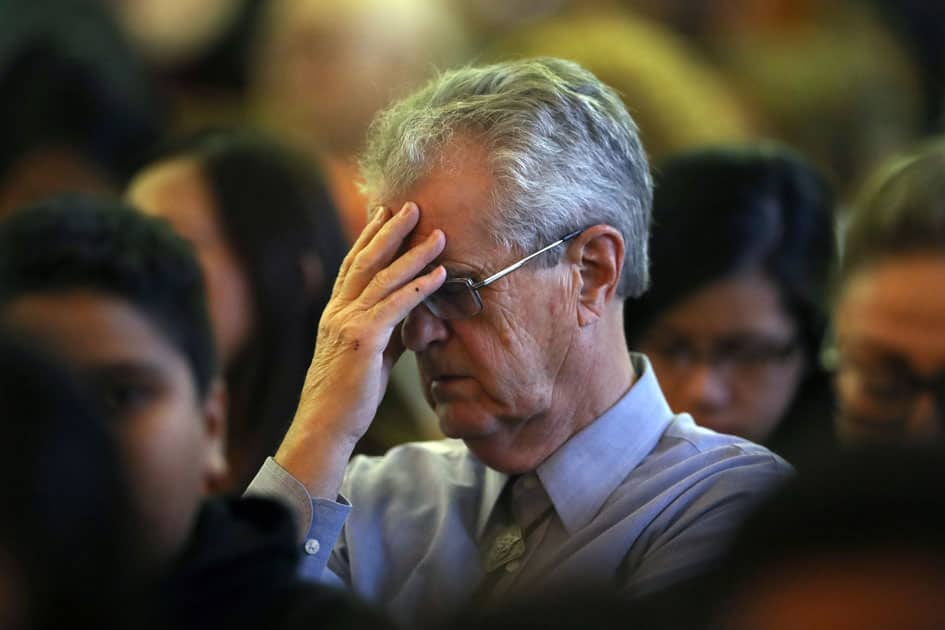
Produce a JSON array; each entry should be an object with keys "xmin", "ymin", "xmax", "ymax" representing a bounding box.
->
[
  {"xmin": 127, "ymin": 129, "xmax": 433, "ymax": 492},
  {"xmin": 484, "ymin": 8, "xmax": 757, "ymax": 160},
  {"xmin": 834, "ymin": 138, "xmax": 945, "ymax": 446},
  {"xmin": 0, "ymin": 331, "xmax": 142, "ymax": 630},
  {"xmin": 0, "ymin": 195, "xmax": 382, "ymax": 630},
  {"xmin": 630, "ymin": 0, "xmax": 923, "ymax": 197},
  {"xmin": 106, "ymin": 0, "xmax": 267, "ymax": 133},
  {"xmin": 625, "ymin": 144, "xmax": 837, "ymax": 460},
  {"xmin": 248, "ymin": 0, "xmax": 471, "ymax": 240},
  {"xmin": 0, "ymin": 0, "xmax": 163, "ymax": 217},
  {"xmin": 715, "ymin": 448, "xmax": 945, "ymax": 630}
]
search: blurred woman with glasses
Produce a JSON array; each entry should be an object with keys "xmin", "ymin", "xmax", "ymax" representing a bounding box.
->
[
  {"xmin": 625, "ymin": 143, "xmax": 837, "ymax": 459},
  {"xmin": 834, "ymin": 138, "xmax": 945, "ymax": 447}
]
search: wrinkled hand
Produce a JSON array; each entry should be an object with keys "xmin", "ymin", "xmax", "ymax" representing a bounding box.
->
[{"xmin": 275, "ymin": 202, "xmax": 445, "ymax": 496}]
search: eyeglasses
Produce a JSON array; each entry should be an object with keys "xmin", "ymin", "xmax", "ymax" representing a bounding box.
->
[
  {"xmin": 645, "ymin": 334, "xmax": 801, "ymax": 383},
  {"xmin": 422, "ymin": 229, "xmax": 582, "ymax": 320},
  {"xmin": 837, "ymin": 355, "xmax": 945, "ymax": 422}
]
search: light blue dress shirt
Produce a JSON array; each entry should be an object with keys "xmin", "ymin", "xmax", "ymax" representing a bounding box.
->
[{"xmin": 248, "ymin": 354, "xmax": 792, "ymax": 626}]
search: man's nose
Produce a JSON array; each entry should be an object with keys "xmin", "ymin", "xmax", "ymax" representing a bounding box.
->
[{"xmin": 402, "ymin": 302, "xmax": 449, "ymax": 351}]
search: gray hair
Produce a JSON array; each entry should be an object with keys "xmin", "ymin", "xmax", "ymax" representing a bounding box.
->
[{"xmin": 358, "ymin": 57, "xmax": 653, "ymax": 298}]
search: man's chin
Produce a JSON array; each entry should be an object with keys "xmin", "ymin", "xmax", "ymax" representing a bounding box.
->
[{"xmin": 435, "ymin": 402, "xmax": 500, "ymax": 439}]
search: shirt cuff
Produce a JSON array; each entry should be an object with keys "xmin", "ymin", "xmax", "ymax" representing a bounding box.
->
[{"xmin": 245, "ymin": 456, "xmax": 351, "ymax": 543}]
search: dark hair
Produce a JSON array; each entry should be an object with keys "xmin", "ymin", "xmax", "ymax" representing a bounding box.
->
[
  {"xmin": 0, "ymin": 194, "xmax": 216, "ymax": 398},
  {"xmin": 0, "ymin": 0, "xmax": 163, "ymax": 183},
  {"xmin": 148, "ymin": 129, "xmax": 347, "ymax": 489},
  {"xmin": 0, "ymin": 329, "xmax": 139, "ymax": 627},
  {"xmin": 625, "ymin": 143, "xmax": 836, "ymax": 355},
  {"xmin": 624, "ymin": 143, "xmax": 837, "ymax": 456},
  {"xmin": 841, "ymin": 137, "xmax": 945, "ymax": 285}
]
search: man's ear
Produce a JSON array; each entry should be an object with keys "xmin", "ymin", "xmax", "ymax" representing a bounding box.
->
[
  {"xmin": 201, "ymin": 377, "xmax": 229, "ymax": 493},
  {"xmin": 567, "ymin": 224, "xmax": 625, "ymax": 327}
]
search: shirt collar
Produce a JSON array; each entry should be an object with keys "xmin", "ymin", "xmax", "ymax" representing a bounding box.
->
[
  {"xmin": 475, "ymin": 354, "xmax": 674, "ymax": 538},
  {"xmin": 477, "ymin": 467, "xmax": 509, "ymax": 539},
  {"xmin": 538, "ymin": 353, "xmax": 674, "ymax": 535}
]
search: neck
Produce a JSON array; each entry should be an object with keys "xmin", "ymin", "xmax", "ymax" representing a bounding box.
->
[{"xmin": 558, "ymin": 302, "xmax": 637, "ymax": 438}]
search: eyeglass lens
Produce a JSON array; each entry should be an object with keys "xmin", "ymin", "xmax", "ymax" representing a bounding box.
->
[{"xmin": 423, "ymin": 279, "xmax": 483, "ymax": 320}]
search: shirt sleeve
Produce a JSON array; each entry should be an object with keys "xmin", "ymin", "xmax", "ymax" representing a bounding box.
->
[{"xmin": 245, "ymin": 456, "xmax": 351, "ymax": 582}]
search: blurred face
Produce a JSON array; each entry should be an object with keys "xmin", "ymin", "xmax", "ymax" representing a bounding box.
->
[
  {"xmin": 127, "ymin": 159, "xmax": 253, "ymax": 366},
  {"xmin": 638, "ymin": 271, "xmax": 805, "ymax": 442},
  {"xmin": 835, "ymin": 255, "xmax": 945, "ymax": 446},
  {"xmin": 3, "ymin": 291, "xmax": 225, "ymax": 565},
  {"xmin": 399, "ymin": 140, "xmax": 582, "ymax": 474}
]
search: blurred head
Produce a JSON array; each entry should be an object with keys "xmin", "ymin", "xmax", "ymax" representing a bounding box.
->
[
  {"xmin": 834, "ymin": 139, "xmax": 945, "ymax": 447},
  {"xmin": 0, "ymin": 0, "xmax": 162, "ymax": 217},
  {"xmin": 0, "ymin": 195, "xmax": 224, "ymax": 565},
  {"xmin": 361, "ymin": 58, "xmax": 651, "ymax": 473},
  {"xmin": 0, "ymin": 330, "xmax": 137, "ymax": 628},
  {"xmin": 127, "ymin": 128, "xmax": 346, "ymax": 488},
  {"xmin": 625, "ymin": 143, "xmax": 836, "ymax": 444},
  {"xmin": 718, "ymin": 448, "xmax": 945, "ymax": 630},
  {"xmin": 251, "ymin": 0, "xmax": 469, "ymax": 157}
]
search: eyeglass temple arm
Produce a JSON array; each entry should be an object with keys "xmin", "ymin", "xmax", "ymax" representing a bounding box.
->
[{"xmin": 472, "ymin": 229, "xmax": 583, "ymax": 289}]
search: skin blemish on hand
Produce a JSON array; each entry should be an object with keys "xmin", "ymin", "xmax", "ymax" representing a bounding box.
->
[{"xmin": 352, "ymin": 340, "xmax": 360, "ymax": 351}]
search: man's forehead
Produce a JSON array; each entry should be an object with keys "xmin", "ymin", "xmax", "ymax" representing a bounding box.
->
[{"xmin": 394, "ymin": 158, "xmax": 499, "ymax": 261}]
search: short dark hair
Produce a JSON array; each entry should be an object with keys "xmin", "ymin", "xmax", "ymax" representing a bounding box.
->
[
  {"xmin": 145, "ymin": 128, "xmax": 347, "ymax": 486},
  {"xmin": 626, "ymin": 142, "xmax": 836, "ymax": 363},
  {"xmin": 841, "ymin": 137, "xmax": 945, "ymax": 285},
  {"xmin": 0, "ymin": 194, "xmax": 216, "ymax": 397}
]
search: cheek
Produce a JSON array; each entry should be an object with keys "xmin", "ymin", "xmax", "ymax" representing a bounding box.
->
[
  {"xmin": 116, "ymin": 401, "xmax": 209, "ymax": 554},
  {"xmin": 742, "ymin": 358, "xmax": 807, "ymax": 426},
  {"xmin": 119, "ymin": 403, "xmax": 207, "ymax": 486}
]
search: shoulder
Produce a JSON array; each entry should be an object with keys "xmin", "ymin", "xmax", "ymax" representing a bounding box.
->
[{"xmin": 624, "ymin": 413, "xmax": 793, "ymax": 506}]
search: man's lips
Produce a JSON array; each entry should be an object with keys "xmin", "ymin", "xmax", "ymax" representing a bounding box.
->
[{"xmin": 429, "ymin": 374, "xmax": 474, "ymax": 399}]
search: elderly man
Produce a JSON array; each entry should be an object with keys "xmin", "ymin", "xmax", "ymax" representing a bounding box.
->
[{"xmin": 248, "ymin": 58, "xmax": 790, "ymax": 625}]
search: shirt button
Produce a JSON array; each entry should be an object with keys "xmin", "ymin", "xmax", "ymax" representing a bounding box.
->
[
  {"xmin": 304, "ymin": 538, "xmax": 321, "ymax": 555},
  {"xmin": 505, "ymin": 560, "xmax": 521, "ymax": 573}
]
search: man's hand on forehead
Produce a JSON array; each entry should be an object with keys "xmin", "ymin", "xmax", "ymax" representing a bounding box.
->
[{"xmin": 274, "ymin": 201, "xmax": 446, "ymax": 498}]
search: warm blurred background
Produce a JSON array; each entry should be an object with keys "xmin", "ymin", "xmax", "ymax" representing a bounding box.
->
[
  {"xmin": 3, "ymin": 3, "xmax": 945, "ymax": 626},
  {"xmin": 4, "ymin": 0, "xmax": 937, "ymax": 221},
  {"xmin": 2, "ymin": 0, "xmax": 941, "ymax": 469}
]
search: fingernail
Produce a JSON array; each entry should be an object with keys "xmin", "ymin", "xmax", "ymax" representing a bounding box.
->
[
  {"xmin": 371, "ymin": 206, "xmax": 386, "ymax": 221},
  {"xmin": 399, "ymin": 202, "xmax": 416, "ymax": 217}
]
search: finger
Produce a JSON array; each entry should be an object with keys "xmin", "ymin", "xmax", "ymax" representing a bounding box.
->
[
  {"xmin": 370, "ymin": 265, "xmax": 446, "ymax": 331},
  {"xmin": 332, "ymin": 205, "xmax": 390, "ymax": 298},
  {"xmin": 359, "ymin": 229, "xmax": 445, "ymax": 306},
  {"xmin": 338, "ymin": 202, "xmax": 421, "ymax": 302}
]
